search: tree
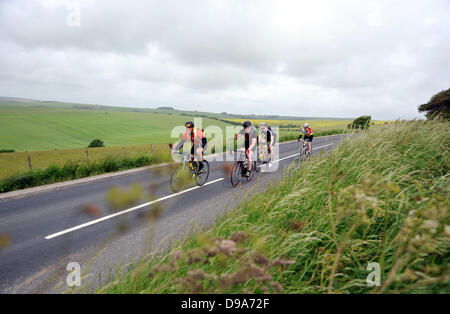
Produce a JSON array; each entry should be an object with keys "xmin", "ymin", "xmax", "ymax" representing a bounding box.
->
[
  {"xmin": 347, "ymin": 116, "xmax": 372, "ymax": 130},
  {"xmin": 88, "ymin": 139, "xmax": 104, "ymax": 148},
  {"xmin": 418, "ymin": 88, "xmax": 450, "ymax": 120}
]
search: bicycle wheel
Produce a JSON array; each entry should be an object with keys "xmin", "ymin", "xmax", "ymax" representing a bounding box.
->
[
  {"xmin": 195, "ymin": 160, "xmax": 210, "ymax": 186},
  {"xmin": 298, "ymin": 145, "xmax": 304, "ymax": 161},
  {"xmin": 231, "ymin": 161, "xmax": 243, "ymax": 187},
  {"xmin": 170, "ymin": 163, "xmax": 193, "ymax": 192}
]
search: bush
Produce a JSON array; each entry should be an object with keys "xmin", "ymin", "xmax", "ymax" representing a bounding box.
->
[
  {"xmin": 88, "ymin": 139, "xmax": 105, "ymax": 148},
  {"xmin": 0, "ymin": 149, "xmax": 15, "ymax": 153},
  {"xmin": 418, "ymin": 88, "xmax": 450, "ymax": 120},
  {"xmin": 134, "ymin": 155, "xmax": 152, "ymax": 167},
  {"xmin": 347, "ymin": 115, "xmax": 372, "ymax": 130}
]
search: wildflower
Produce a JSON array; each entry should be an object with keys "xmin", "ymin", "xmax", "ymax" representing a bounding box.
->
[
  {"xmin": 171, "ymin": 250, "xmax": 183, "ymax": 261},
  {"xmin": 422, "ymin": 219, "xmax": 439, "ymax": 234},
  {"xmin": 251, "ymin": 251, "xmax": 270, "ymax": 266},
  {"xmin": 218, "ymin": 240, "xmax": 236, "ymax": 256},
  {"xmin": 445, "ymin": 225, "xmax": 450, "ymax": 237},
  {"xmin": 229, "ymin": 231, "xmax": 246, "ymax": 243},
  {"xmin": 272, "ymin": 258, "xmax": 295, "ymax": 267}
]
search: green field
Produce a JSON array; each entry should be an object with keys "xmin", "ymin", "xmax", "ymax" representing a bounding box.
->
[{"xmin": 0, "ymin": 105, "xmax": 230, "ymax": 151}]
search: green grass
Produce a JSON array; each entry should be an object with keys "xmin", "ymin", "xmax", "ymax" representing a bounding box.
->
[{"xmin": 82, "ymin": 119, "xmax": 449, "ymax": 294}]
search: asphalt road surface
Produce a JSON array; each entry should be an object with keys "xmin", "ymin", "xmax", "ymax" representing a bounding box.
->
[{"xmin": 0, "ymin": 134, "xmax": 345, "ymax": 293}]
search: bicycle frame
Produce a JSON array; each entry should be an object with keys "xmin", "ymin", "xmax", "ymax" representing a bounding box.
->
[
  {"xmin": 230, "ymin": 149, "xmax": 258, "ymax": 187},
  {"xmin": 299, "ymin": 140, "xmax": 311, "ymax": 160},
  {"xmin": 170, "ymin": 152, "xmax": 210, "ymax": 192},
  {"xmin": 258, "ymin": 144, "xmax": 269, "ymax": 164}
]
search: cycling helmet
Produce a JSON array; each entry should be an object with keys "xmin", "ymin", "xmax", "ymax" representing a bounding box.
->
[
  {"xmin": 304, "ymin": 123, "xmax": 309, "ymax": 128},
  {"xmin": 260, "ymin": 122, "xmax": 267, "ymax": 127},
  {"xmin": 185, "ymin": 121, "xmax": 194, "ymax": 128},
  {"xmin": 243, "ymin": 121, "xmax": 252, "ymax": 128}
]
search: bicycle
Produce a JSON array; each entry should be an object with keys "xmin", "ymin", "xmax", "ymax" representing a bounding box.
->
[
  {"xmin": 230, "ymin": 149, "xmax": 258, "ymax": 187},
  {"xmin": 170, "ymin": 152, "xmax": 210, "ymax": 192},
  {"xmin": 257, "ymin": 143, "xmax": 271, "ymax": 170},
  {"xmin": 298, "ymin": 139, "xmax": 311, "ymax": 161}
]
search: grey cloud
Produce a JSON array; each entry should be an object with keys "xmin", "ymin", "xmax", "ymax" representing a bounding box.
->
[{"xmin": 0, "ymin": 0, "xmax": 449, "ymax": 120}]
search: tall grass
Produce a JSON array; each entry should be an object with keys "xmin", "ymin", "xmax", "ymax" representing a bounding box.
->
[{"xmin": 87, "ymin": 119, "xmax": 449, "ymax": 294}]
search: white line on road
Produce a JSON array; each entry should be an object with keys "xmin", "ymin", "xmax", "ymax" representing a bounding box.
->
[
  {"xmin": 45, "ymin": 178, "xmax": 225, "ymax": 240},
  {"xmin": 44, "ymin": 142, "xmax": 335, "ymax": 240},
  {"xmin": 272, "ymin": 143, "xmax": 334, "ymax": 164}
]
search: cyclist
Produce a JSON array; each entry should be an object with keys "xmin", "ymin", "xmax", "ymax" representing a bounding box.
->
[
  {"xmin": 259, "ymin": 122, "xmax": 275, "ymax": 165},
  {"xmin": 236, "ymin": 120, "xmax": 258, "ymax": 177},
  {"xmin": 173, "ymin": 121, "xmax": 207, "ymax": 173},
  {"xmin": 298, "ymin": 123, "xmax": 314, "ymax": 154}
]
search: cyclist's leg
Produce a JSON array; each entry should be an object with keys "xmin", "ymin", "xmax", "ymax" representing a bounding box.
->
[
  {"xmin": 247, "ymin": 149, "xmax": 253, "ymax": 171},
  {"xmin": 268, "ymin": 143, "xmax": 273, "ymax": 161},
  {"xmin": 189, "ymin": 145, "xmax": 195, "ymax": 168},
  {"xmin": 195, "ymin": 145, "xmax": 204, "ymax": 171},
  {"xmin": 309, "ymin": 135, "xmax": 313, "ymax": 153}
]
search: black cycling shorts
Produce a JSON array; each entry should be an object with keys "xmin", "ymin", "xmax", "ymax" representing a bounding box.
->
[{"xmin": 304, "ymin": 135, "xmax": 314, "ymax": 142}]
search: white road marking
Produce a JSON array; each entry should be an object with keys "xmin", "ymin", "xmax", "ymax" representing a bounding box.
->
[
  {"xmin": 273, "ymin": 143, "xmax": 334, "ymax": 163},
  {"xmin": 45, "ymin": 142, "xmax": 335, "ymax": 240},
  {"xmin": 45, "ymin": 178, "xmax": 224, "ymax": 240}
]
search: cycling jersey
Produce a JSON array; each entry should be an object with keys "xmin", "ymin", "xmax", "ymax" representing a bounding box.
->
[
  {"xmin": 175, "ymin": 128, "xmax": 205, "ymax": 151},
  {"xmin": 300, "ymin": 127, "xmax": 314, "ymax": 137},
  {"xmin": 181, "ymin": 128, "xmax": 204, "ymax": 144},
  {"xmin": 259, "ymin": 128, "xmax": 274, "ymax": 144},
  {"xmin": 239, "ymin": 126, "xmax": 258, "ymax": 150},
  {"xmin": 298, "ymin": 127, "xmax": 314, "ymax": 142}
]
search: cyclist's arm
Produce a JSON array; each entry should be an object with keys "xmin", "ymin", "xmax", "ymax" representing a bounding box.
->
[
  {"xmin": 174, "ymin": 132, "xmax": 188, "ymax": 151},
  {"xmin": 173, "ymin": 139, "xmax": 186, "ymax": 151},
  {"xmin": 249, "ymin": 137, "xmax": 257, "ymax": 151}
]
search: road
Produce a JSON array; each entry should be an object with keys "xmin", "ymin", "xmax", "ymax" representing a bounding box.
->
[{"xmin": 0, "ymin": 134, "xmax": 344, "ymax": 293}]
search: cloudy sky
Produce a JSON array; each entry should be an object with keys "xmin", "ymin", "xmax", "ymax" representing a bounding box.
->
[{"xmin": 1, "ymin": 0, "xmax": 449, "ymax": 120}]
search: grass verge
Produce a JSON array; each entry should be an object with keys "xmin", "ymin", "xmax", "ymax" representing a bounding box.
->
[
  {"xmin": 85, "ymin": 119, "xmax": 449, "ymax": 294},
  {"xmin": 0, "ymin": 154, "xmax": 167, "ymax": 193}
]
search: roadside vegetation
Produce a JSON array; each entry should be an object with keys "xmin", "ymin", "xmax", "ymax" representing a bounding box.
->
[
  {"xmin": 87, "ymin": 119, "xmax": 449, "ymax": 294},
  {"xmin": 0, "ymin": 145, "xmax": 172, "ymax": 193},
  {"xmin": 0, "ymin": 154, "xmax": 168, "ymax": 193}
]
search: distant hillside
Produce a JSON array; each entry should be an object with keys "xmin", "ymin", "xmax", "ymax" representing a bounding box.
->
[{"xmin": 0, "ymin": 96, "xmax": 350, "ymax": 121}]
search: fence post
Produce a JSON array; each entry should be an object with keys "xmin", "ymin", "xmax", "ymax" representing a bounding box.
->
[
  {"xmin": 27, "ymin": 155, "xmax": 32, "ymax": 170},
  {"xmin": 123, "ymin": 146, "xmax": 127, "ymax": 158},
  {"xmin": 151, "ymin": 144, "xmax": 154, "ymax": 153},
  {"xmin": 85, "ymin": 149, "xmax": 89, "ymax": 163}
]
